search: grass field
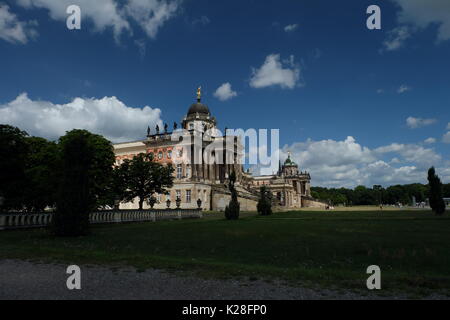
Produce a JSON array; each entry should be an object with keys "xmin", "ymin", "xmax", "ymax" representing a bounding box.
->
[{"xmin": 1, "ymin": 209, "xmax": 449, "ymax": 296}]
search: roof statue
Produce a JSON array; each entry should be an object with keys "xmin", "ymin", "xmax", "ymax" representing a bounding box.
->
[{"xmin": 197, "ymin": 86, "xmax": 202, "ymax": 102}]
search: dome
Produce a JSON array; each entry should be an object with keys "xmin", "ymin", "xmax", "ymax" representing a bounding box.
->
[
  {"xmin": 187, "ymin": 102, "xmax": 210, "ymax": 116},
  {"xmin": 284, "ymin": 153, "xmax": 297, "ymax": 166}
]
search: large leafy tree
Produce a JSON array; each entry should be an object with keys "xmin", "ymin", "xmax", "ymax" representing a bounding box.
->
[
  {"xmin": 117, "ymin": 153, "xmax": 174, "ymax": 210},
  {"xmin": 58, "ymin": 130, "xmax": 116, "ymax": 210},
  {"xmin": 22, "ymin": 137, "xmax": 59, "ymax": 212},
  {"xmin": 0, "ymin": 125, "xmax": 29, "ymax": 210},
  {"xmin": 52, "ymin": 130, "xmax": 115, "ymax": 236},
  {"xmin": 52, "ymin": 131, "xmax": 92, "ymax": 236},
  {"xmin": 428, "ymin": 167, "xmax": 446, "ymax": 216}
]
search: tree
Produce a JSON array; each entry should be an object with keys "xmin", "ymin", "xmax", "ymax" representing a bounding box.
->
[
  {"xmin": 58, "ymin": 130, "xmax": 116, "ymax": 210},
  {"xmin": 22, "ymin": 137, "xmax": 59, "ymax": 212},
  {"xmin": 225, "ymin": 171, "xmax": 240, "ymax": 220},
  {"xmin": 52, "ymin": 131, "xmax": 92, "ymax": 236},
  {"xmin": 373, "ymin": 185, "xmax": 384, "ymax": 206},
  {"xmin": 0, "ymin": 125, "xmax": 30, "ymax": 210},
  {"xmin": 257, "ymin": 185, "xmax": 272, "ymax": 216},
  {"xmin": 117, "ymin": 153, "xmax": 174, "ymax": 210},
  {"xmin": 427, "ymin": 167, "xmax": 446, "ymax": 216},
  {"xmin": 52, "ymin": 130, "xmax": 116, "ymax": 236},
  {"xmin": 442, "ymin": 183, "xmax": 450, "ymax": 198}
]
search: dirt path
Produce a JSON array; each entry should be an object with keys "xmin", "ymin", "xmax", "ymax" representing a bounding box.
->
[{"xmin": 0, "ymin": 259, "xmax": 428, "ymax": 300}]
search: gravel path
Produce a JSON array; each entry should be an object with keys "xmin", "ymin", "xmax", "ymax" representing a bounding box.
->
[{"xmin": 0, "ymin": 259, "xmax": 437, "ymax": 300}]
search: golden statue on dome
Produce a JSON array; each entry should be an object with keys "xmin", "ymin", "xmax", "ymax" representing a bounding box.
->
[{"xmin": 197, "ymin": 86, "xmax": 202, "ymax": 101}]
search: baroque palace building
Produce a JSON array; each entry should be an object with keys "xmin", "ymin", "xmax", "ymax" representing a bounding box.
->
[{"xmin": 113, "ymin": 88, "xmax": 323, "ymax": 211}]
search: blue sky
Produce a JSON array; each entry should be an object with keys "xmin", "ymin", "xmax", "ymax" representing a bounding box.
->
[{"xmin": 0, "ymin": 0, "xmax": 449, "ymax": 187}]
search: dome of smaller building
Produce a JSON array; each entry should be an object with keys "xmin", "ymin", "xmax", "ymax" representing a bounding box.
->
[{"xmin": 284, "ymin": 153, "xmax": 297, "ymax": 166}]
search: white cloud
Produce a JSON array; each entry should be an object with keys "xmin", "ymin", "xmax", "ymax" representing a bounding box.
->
[
  {"xmin": 374, "ymin": 143, "xmax": 441, "ymax": 168},
  {"xmin": 406, "ymin": 116, "xmax": 437, "ymax": 129},
  {"xmin": 424, "ymin": 137, "xmax": 436, "ymax": 144},
  {"xmin": 213, "ymin": 83, "xmax": 237, "ymax": 101},
  {"xmin": 17, "ymin": 0, "xmax": 180, "ymax": 42},
  {"xmin": 398, "ymin": 85, "xmax": 411, "ymax": 93},
  {"xmin": 382, "ymin": 26, "xmax": 412, "ymax": 51},
  {"xmin": 443, "ymin": 132, "xmax": 450, "ymax": 143},
  {"xmin": 250, "ymin": 54, "xmax": 301, "ymax": 89},
  {"xmin": 275, "ymin": 136, "xmax": 445, "ymax": 188},
  {"xmin": 0, "ymin": 4, "xmax": 38, "ymax": 44},
  {"xmin": 125, "ymin": 0, "xmax": 179, "ymax": 39},
  {"xmin": 391, "ymin": 0, "xmax": 450, "ymax": 42},
  {"xmin": 446, "ymin": 122, "xmax": 450, "ymax": 130},
  {"xmin": 0, "ymin": 93, "xmax": 162, "ymax": 143},
  {"xmin": 284, "ymin": 24, "xmax": 298, "ymax": 32}
]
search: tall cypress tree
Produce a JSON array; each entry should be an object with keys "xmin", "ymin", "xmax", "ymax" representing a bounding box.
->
[{"xmin": 427, "ymin": 167, "xmax": 446, "ymax": 216}]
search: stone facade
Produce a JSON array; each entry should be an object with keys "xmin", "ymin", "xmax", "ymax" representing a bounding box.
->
[
  {"xmin": 251, "ymin": 153, "xmax": 313, "ymax": 210},
  {"xmin": 113, "ymin": 89, "xmax": 314, "ymax": 211}
]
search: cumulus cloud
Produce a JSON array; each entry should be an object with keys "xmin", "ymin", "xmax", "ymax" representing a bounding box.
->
[
  {"xmin": 374, "ymin": 143, "xmax": 441, "ymax": 168},
  {"xmin": 284, "ymin": 24, "xmax": 298, "ymax": 32},
  {"xmin": 274, "ymin": 136, "xmax": 445, "ymax": 188},
  {"xmin": 382, "ymin": 0, "xmax": 450, "ymax": 51},
  {"xmin": 0, "ymin": 93, "xmax": 162, "ymax": 143},
  {"xmin": 406, "ymin": 116, "xmax": 437, "ymax": 129},
  {"xmin": 443, "ymin": 132, "xmax": 450, "ymax": 143},
  {"xmin": 16, "ymin": 0, "xmax": 179, "ymax": 42},
  {"xmin": 125, "ymin": 0, "xmax": 179, "ymax": 39},
  {"xmin": 382, "ymin": 26, "xmax": 412, "ymax": 51},
  {"xmin": 0, "ymin": 4, "xmax": 38, "ymax": 44},
  {"xmin": 213, "ymin": 83, "xmax": 237, "ymax": 101},
  {"xmin": 424, "ymin": 137, "xmax": 436, "ymax": 144},
  {"xmin": 391, "ymin": 0, "xmax": 450, "ymax": 42},
  {"xmin": 446, "ymin": 122, "xmax": 450, "ymax": 130},
  {"xmin": 250, "ymin": 54, "xmax": 301, "ymax": 89}
]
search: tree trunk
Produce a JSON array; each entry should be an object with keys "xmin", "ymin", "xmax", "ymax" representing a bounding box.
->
[{"xmin": 139, "ymin": 198, "xmax": 144, "ymax": 210}]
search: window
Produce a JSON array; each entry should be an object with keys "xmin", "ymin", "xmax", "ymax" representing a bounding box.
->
[
  {"xmin": 167, "ymin": 150, "xmax": 172, "ymax": 159},
  {"xmin": 186, "ymin": 190, "xmax": 191, "ymax": 203},
  {"xmin": 176, "ymin": 190, "xmax": 181, "ymax": 201},
  {"xmin": 186, "ymin": 166, "xmax": 191, "ymax": 178},
  {"xmin": 177, "ymin": 164, "xmax": 183, "ymax": 179},
  {"xmin": 189, "ymin": 123, "xmax": 194, "ymax": 130},
  {"xmin": 158, "ymin": 151, "xmax": 163, "ymax": 160},
  {"xmin": 177, "ymin": 148, "xmax": 183, "ymax": 158}
]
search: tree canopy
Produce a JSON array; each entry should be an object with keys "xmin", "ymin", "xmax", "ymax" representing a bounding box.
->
[
  {"xmin": 114, "ymin": 153, "xmax": 174, "ymax": 210},
  {"xmin": 0, "ymin": 125, "xmax": 29, "ymax": 210}
]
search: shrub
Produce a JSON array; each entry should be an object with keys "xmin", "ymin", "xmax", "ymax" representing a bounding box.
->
[
  {"xmin": 257, "ymin": 186, "xmax": 272, "ymax": 216},
  {"xmin": 225, "ymin": 171, "xmax": 240, "ymax": 220}
]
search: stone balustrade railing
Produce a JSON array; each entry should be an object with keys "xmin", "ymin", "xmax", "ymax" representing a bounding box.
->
[{"xmin": 0, "ymin": 209, "xmax": 202, "ymax": 231}]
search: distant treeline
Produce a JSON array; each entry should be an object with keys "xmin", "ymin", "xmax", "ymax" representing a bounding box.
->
[{"xmin": 311, "ymin": 183, "xmax": 450, "ymax": 206}]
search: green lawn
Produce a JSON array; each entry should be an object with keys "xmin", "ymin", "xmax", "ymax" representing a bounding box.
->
[{"xmin": 1, "ymin": 209, "xmax": 450, "ymax": 296}]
